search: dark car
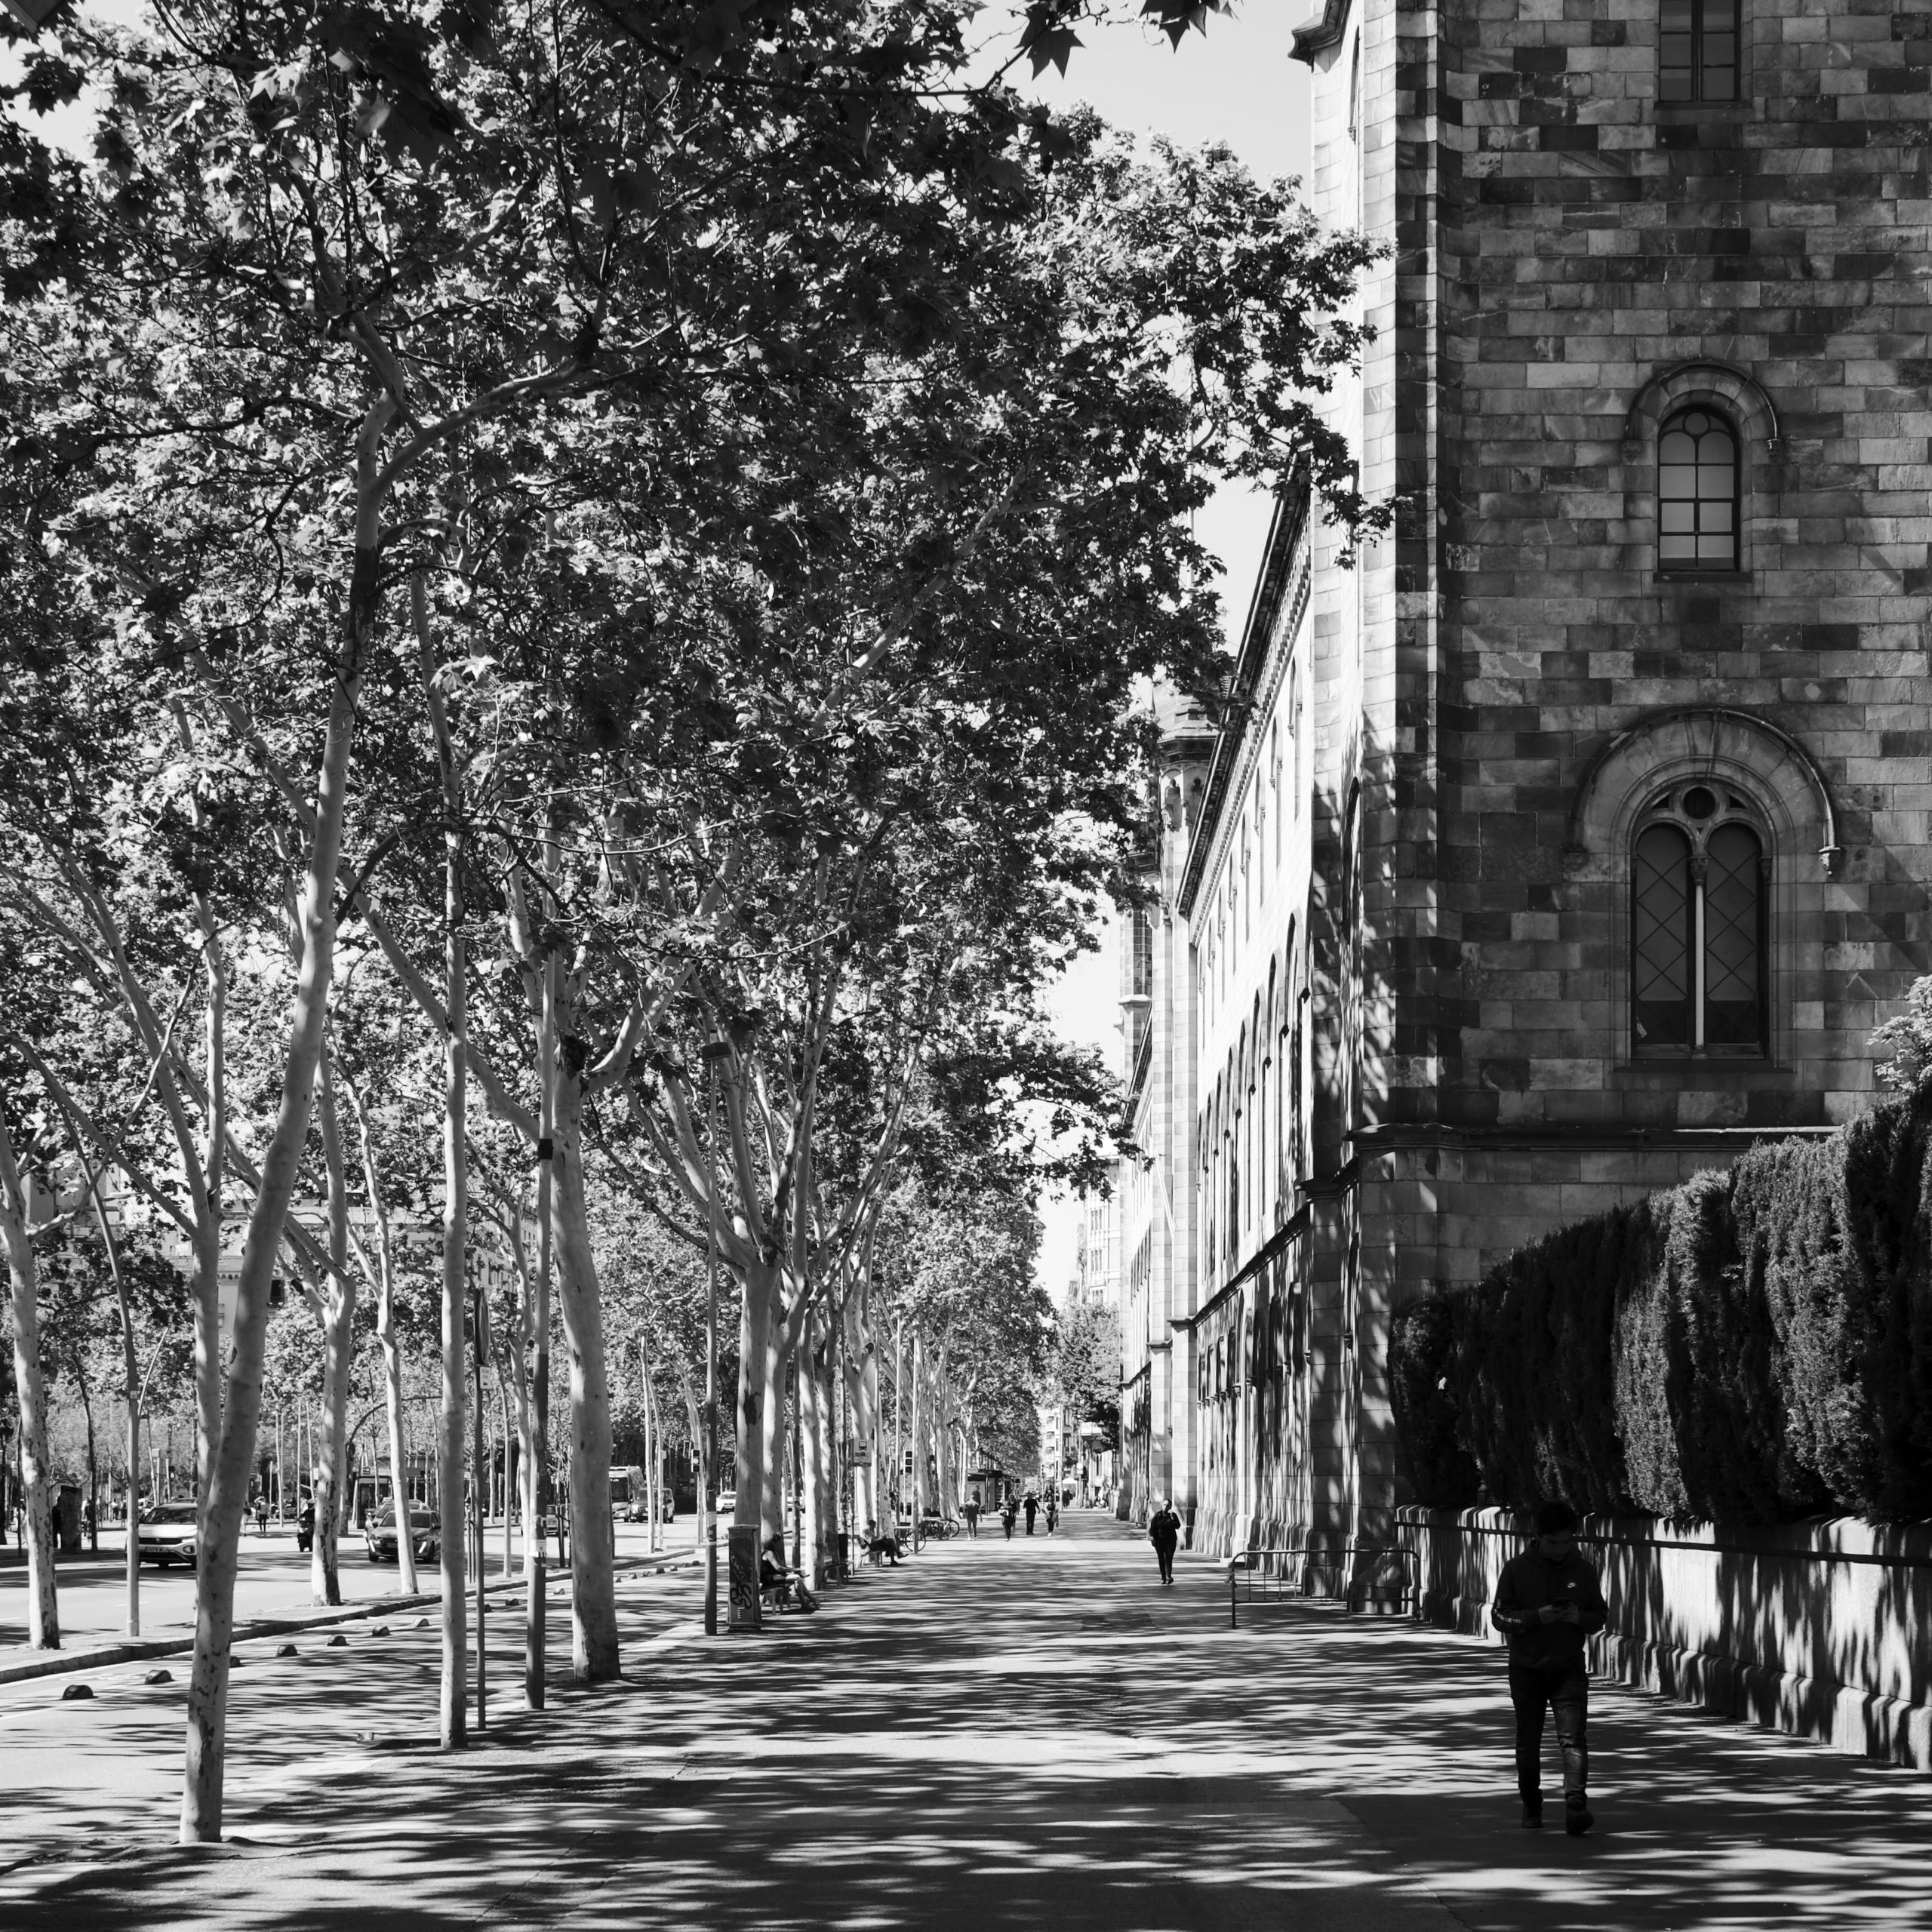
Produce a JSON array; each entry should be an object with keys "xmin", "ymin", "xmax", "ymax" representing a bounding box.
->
[
  {"xmin": 135, "ymin": 1501, "xmax": 200, "ymax": 1568},
  {"xmin": 363, "ymin": 1504, "xmax": 440, "ymax": 1564}
]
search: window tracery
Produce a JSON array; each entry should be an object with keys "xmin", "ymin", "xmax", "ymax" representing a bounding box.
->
[{"xmin": 1632, "ymin": 781, "xmax": 1766, "ymax": 1055}]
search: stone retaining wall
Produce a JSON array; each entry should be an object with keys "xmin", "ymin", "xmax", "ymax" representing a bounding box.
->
[{"xmin": 1398, "ymin": 1506, "xmax": 1932, "ymax": 1769}]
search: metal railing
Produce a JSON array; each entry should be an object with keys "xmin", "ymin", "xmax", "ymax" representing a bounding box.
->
[{"xmin": 1225, "ymin": 1542, "xmax": 1418, "ymax": 1628}]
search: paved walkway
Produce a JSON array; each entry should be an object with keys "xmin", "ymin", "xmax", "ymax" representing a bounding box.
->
[
  {"xmin": 0, "ymin": 1520, "xmax": 696, "ymax": 1654},
  {"xmin": 0, "ymin": 1515, "xmax": 1926, "ymax": 1929}
]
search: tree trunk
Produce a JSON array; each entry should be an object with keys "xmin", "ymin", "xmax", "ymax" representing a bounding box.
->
[
  {"xmin": 760, "ymin": 1297, "xmax": 788, "ymax": 1548},
  {"xmin": 178, "ymin": 392, "xmax": 389, "ymax": 1845},
  {"xmin": 811, "ymin": 1328, "xmax": 835, "ymax": 1583},
  {"xmin": 733, "ymin": 1259, "xmax": 777, "ymax": 1537},
  {"xmin": 798, "ymin": 1328, "xmax": 820, "ymax": 1583},
  {"xmin": 547, "ymin": 1063, "xmax": 617, "ymax": 1681},
  {"xmin": 890, "ymin": 1319, "xmax": 906, "ymax": 1524},
  {"xmin": 936, "ymin": 1343, "xmax": 953, "ymax": 1522},
  {"xmin": 123, "ymin": 1320, "xmax": 141, "ymax": 1637},
  {"xmin": 188, "ymin": 924, "xmax": 227, "ymax": 1548},
  {"xmin": 909, "ymin": 1333, "xmax": 924, "ymax": 1524},
  {"xmin": 419, "ymin": 564, "xmax": 471, "ymax": 1745},
  {"xmin": 435, "ymin": 832, "xmax": 469, "ymax": 1742},
  {"xmin": 640, "ymin": 1356, "xmax": 657, "ymax": 1555},
  {"xmin": 525, "ymin": 1012, "xmax": 553, "ymax": 1710},
  {"xmin": 309, "ymin": 1049, "xmax": 355, "ymax": 1606},
  {"xmin": 499, "ymin": 1371, "xmax": 515, "ymax": 1579},
  {"xmin": 0, "ymin": 1109, "xmax": 57, "ymax": 1647},
  {"xmin": 345, "ymin": 1064, "xmax": 417, "ymax": 1595}
]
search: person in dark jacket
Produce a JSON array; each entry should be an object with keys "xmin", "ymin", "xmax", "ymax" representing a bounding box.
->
[
  {"xmin": 1493, "ymin": 1499, "xmax": 1608, "ymax": 1835},
  {"xmin": 1147, "ymin": 1499, "xmax": 1182, "ymax": 1584},
  {"xmin": 1023, "ymin": 1491, "xmax": 1038, "ymax": 1536}
]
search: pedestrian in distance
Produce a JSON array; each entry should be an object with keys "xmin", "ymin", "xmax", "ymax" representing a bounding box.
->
[
  {"xmin": 1148, "ymin": 1497, "xmax": 1181, "ymax": 1585},
  {"xmin": 1044, "ymin": 1492, "xmax": 1058, "ymax": 1535},
  {"xmin": 1001, "ymin": 1497, "xmax": 1017, "ymax": 1540},
  {"xmin": 1023, "ymin": 1491, "xmax": 1038, "ymax": 1536},
  {"xmin": 962, "ymin": 1497, "xmax": 980, "ymax": 1538},
  {"xmin": 1493, "ymin": 1498, "xmax": 1608, "ymax": 1835}
]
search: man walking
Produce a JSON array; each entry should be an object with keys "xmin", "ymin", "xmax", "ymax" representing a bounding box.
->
[
  {"xmin": 1493, "ymin": 1500, "xmax": 1607, "ymax": 1835},
  {"xmin": 1023, "ymin": 1491, "xmax": 1038, "ymax": 1536},
  {"xmin": 962, "ymin": 1497, "xmax": 980, "ymax": 1538},
  {"xmin": 1147, "ymin": 1497, "xmax": 1181, "ymax": 1585}
]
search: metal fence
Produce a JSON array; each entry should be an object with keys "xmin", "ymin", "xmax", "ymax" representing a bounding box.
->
[{"xmin": 1224, "ymin": 1543, "xmax": 1418, "ymax": 1629}]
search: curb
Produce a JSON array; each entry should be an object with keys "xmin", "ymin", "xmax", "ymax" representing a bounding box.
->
[{"xmin": 0, "ymin": 1550, "xmax": 700, "ymax": 1690}]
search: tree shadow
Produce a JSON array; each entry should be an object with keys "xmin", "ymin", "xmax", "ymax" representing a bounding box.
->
[{"xmin": 2, "ymin": 1521, "xmax": 1926, "ymax": 1932}]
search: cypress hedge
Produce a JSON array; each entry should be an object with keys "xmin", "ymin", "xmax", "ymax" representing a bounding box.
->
[{"xmin": 1389, "ymin": 1094, "xmax": 1932, "ymax": 1524}]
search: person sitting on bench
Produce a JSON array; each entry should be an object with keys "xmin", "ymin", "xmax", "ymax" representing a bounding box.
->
[
  {"xmin": 761, "ymin": 1534, "xmax": 817, "ymax": 1612},
  {"xmin": 863, "ymin": 1520, "xmax": 903, "ymax": 1566}
]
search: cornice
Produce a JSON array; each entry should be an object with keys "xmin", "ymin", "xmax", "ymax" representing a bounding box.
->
[
  {"xmin": 1169, "ymin": 1201, "xmax": 1310, "ymax": 1333},
  {"xmin": 1177, "ymin": 475, "xmax": 1312, "ymax": 921},
  {"xmin": 1289, "ymin": 0, "xmax": 1352, "ymax": 65}
]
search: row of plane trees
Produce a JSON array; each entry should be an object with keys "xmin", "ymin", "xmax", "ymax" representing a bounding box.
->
[{"xmin": 0, "ymin": 0, "xmax": 1377, "ymax": 1846}]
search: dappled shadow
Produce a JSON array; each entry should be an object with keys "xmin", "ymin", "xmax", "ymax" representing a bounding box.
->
[{"xmin": 0, "ymin": 1516, "xmax": 1927, "ymax": 1930}]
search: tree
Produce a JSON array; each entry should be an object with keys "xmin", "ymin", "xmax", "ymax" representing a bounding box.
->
[
  {"xmin": 5, "ymin": 0, "xmax": 1383, "ymax": 1838},
  {"xmin": 1051, "ymin": 1297, "xmax": 1123, "ymax": 1441}
]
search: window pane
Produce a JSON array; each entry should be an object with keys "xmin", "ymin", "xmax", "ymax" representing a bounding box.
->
[
  {"xmin": 1660, "ymin": 408, "xmax": 1738, "ymax": 570},
  {"xmin": 1661, "ymin": 0, "xmax": 1694, "ymax": 98},
  {"xmin": 1704, "ymin": 823, "xmax": 1762, "ymax": 1047},
  {"xmin": 1700, "ymin": 0, "xmax": 1740, "ymax": 100},
  {"xmin": 1634, "ymin": 825, "xmax": 1692, "ymax": 1048}
]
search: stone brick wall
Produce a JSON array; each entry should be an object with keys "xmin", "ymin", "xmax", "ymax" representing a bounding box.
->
[{"xmin": 1432, "ymin": 0, "xmax": 1932, "ymax": 1146}]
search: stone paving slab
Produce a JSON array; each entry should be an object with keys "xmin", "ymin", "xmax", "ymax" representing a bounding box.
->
[{"xmin": 0, "ymin": 1517, "xmax": 1926, "ymax": 1930}]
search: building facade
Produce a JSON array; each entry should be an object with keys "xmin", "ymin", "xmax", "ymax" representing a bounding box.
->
[{"xmin": 1119, "ymin": 0, "xmax": 1932, "ymax": 1581}]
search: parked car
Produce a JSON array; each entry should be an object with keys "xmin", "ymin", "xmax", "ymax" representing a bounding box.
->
[
  {"xmin": 364, "ymin": 1504, "xmax": 440, "ymax": 1564},
  {"xmin": 136, "ymin": 1502, "xmax": 200, "ymax": 1568},
  {"xmin": 611, "ymin": 1468, "xmax": 673, "ymax": 1523}
]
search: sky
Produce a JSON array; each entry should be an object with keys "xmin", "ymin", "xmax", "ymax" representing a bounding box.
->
[{"xmin": 1021, "ymin": 3, "xmax": 1306, "ymax": 1306}]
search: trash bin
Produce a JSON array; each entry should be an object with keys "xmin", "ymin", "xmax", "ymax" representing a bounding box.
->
[
  {"xmin": 57, "ymin": 1484, "xmax": 83, "ymax": 1555},
  {"xmin": 832, "ymin": 1531, "xmax": 848, "ymax": 1581}
]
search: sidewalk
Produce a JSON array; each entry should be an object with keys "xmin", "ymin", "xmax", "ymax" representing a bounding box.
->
[{"xmin": 0, "ymin": 1514, "xmax": 1926, "ymax": 1930}]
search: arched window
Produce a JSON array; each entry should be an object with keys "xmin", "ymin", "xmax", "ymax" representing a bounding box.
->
[
  {"xmin": 1658, "ymin": 406, "xmax": 1739, "ymax": 571},
  {"xmin": 1632, "ymin": 783, "xmax": 1766, "ymax": 1055}
]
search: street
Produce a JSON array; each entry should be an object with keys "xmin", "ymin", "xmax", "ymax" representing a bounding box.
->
[
  {"xmin": 2, "ymin": 1514, "xmax": 1927, "ymax": 1930},
  {"xmin": 0, "ymin": 1519, "xmax": 698, "ymax": 1654}
]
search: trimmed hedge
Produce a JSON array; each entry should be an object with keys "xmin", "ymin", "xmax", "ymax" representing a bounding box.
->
[
  {"xmin": 1389, "ymin": 1093, "xmax": 1932, "ymax": 1524},
  {"xmin": 1387, "ymin": 1297, "xmax": 1480, "ymax": 1508}
]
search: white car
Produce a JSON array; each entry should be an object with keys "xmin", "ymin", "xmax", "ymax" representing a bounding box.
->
[{"xmin": 137, "ymin": 1502, "xmax": 200, "ymax": 1567}]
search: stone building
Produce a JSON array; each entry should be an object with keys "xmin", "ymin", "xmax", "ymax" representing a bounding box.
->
[{"xmin": 1118, "ymin": 0, "xmax": 1932, "ymax": 1574}]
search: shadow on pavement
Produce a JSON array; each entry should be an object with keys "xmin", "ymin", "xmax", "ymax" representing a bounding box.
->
[{"xmin": 0, "ymin": 1515, "xmax": 1926, "ymax": 1930}]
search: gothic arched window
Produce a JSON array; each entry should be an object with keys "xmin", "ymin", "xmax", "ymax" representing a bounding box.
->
[
  {"xmin": 1658, "ymin": 406, "xmax": 1739, "ymax": 570},
  {"xmin": 1632, "ymin": 783, "xmax": 1766, "ymax": 1055}
]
